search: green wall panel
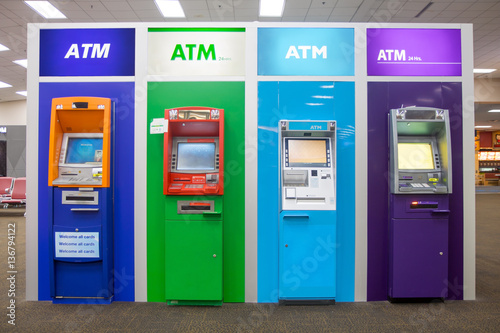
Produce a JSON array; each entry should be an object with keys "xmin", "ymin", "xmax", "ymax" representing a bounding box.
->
[{"xmin": 147, "ymin": 81, "xmax": 245, "ymax": 302}]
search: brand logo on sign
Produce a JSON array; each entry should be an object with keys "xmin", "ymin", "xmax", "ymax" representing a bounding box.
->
[
  {"xmin": 64, "ymin": 43, "xmax": 111, "ymax": 59},
  {"xmin": 285, "ymin": 46, "xmax": 327, "ymax": 59},
  {"xmin": 377, "ymin": 49, "xmax": 406, "ymax": 61},
  {"xmin": 171, "ymin": 44, "xmax": 216, "ymax": 61}
]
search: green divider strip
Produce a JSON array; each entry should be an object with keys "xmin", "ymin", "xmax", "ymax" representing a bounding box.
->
[{"xmin": 148, "ymin": 28, "xmax": 245, "ymax": 32}]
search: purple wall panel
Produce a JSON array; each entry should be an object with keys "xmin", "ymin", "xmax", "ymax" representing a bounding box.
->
[{"xmin": 367, "ymin": 82, "xmax": 463, "ymax": 301}]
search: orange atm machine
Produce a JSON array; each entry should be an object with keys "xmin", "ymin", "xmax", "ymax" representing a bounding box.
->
[
  {"xmin": 48, "ymin": 96, "xmax": 114, "ymax": 304},
  {"xmin": 163, "ymin": 106, "xmax": 225, "ymax": 306}
]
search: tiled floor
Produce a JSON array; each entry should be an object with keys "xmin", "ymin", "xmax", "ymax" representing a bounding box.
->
[{"xmin": 0, "ymin": 195, "xmax": 498, "ymax": 332}]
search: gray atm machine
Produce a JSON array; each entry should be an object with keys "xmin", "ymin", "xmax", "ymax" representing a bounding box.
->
[{"xmin": 389, "ymin": 106, "xmax": 452, "ymax": 299}]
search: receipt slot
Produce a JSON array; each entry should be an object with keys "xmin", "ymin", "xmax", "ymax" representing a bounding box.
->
[
  {"xmin": 389, "ymin": 107, "xmax": 452, "ymax": 300},
  {"xmin": 48, "ymin": 97, "xmax": 114, "ymax": 304},
  {"xmin": 163, "ymin": 107, "xmax": 224, "ymax": 306},
  {"xmin": 279, "ymin": 120, "xmax": 337, "ymax": 305}
]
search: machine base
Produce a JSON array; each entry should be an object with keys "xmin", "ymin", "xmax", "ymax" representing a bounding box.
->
[
  {"xmin": 388, "ymin": 297, "xmax": 444, "ymax": 303},
  {"xmin": 167, "ymin": 300, "xmax": 222, "ymax": 306},
  {"xmin": 279, "ymin": 299, "xmax": 335, "ymax": 306},
  {"xmin": 52, "ymin": 296, "xmax": 114, "ymax": 305}
]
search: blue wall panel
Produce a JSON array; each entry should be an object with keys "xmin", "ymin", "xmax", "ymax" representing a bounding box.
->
[
  {"xmin": 257, "ymin": 81, "xmax": 355, "ymax": 302},
  {"xmin": 38, "ymin": 82, "xmax": 135, "ymax": 302}
]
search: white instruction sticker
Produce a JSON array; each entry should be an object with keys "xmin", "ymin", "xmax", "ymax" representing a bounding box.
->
[
  {"xmin": 55, "ymin": 232, "xmax": 100, "ymax": 258},
  {"xmin": 150, "ymin": 118, "xmax": 167, "ymax": 134}
]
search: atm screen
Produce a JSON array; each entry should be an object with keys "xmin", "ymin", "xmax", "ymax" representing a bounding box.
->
[
  {"xmin": 176, "ymin": 142, "xmax": 216, "ymax": 171},
  {"xmin": 65, "ymin": 138, "xmax": 103, "ymax": 164},
  {"xmin": 287, "ymin": 139, "xmax": 329, "ymax": 167},
  {"xmin": 398, "ymin": 142, "xmax": 435, "ymax": 170}
]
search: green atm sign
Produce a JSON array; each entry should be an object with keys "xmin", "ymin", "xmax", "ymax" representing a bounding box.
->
[
  {"xmin": 148, "ymin": 28, "xmax": 245, "ymax": 76},
  {"xmin": 170, "ymin": 44, "xmax": 216, "ymax": 61}
]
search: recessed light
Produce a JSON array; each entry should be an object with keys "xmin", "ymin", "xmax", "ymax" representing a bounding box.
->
[
  {"xmin": 16, "ymin": 91, "xmax": 27, "ymax": 97},
  {"xmin": 475, "ymin": 125, "xmax": 492, "ymax": 128},
  {"xmin": 260, "ymin": 0, "xmax": 285, "ymax": 17},
  {"xmin": 13, "ymin": 59, "xmax": 27, "ymax": 68},
  {"xmin": 488, "ymin": 109, "xmax": 500, "ymax": 113},
  {"xmin": 473, "ymin": 68, "xmax": 497, "ymax": 74},
  {"xmin": 0, "ymin": 44, "xmax": 9, "ymax": 52},
  {"xmin": 0, "ymin": 81, "xmax": 12, "ymax": 89},
  {"xmin": 24, "ymin": 1, "xmax": 66, "ymax": 19},
  {"xmin": 154, "ymin": 0, "xmax": 185, "ymax": 18}
]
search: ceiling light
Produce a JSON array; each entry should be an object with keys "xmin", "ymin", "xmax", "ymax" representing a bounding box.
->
[
  {"xmin": 24, "ymin": 1, "xmax": 66, "ymax": 19},
  {"xmin": 0, "ymin": 44, "xmax": 9, "ymax": 52},
  {"xmin": 0, "ymin": 81, "xmax": 12, "ymax": 89},
  {"xmin": 488, "ymin": 109, "xmax": 500, "ymax": 113},
  {"xmin": 475, "ymin": 125, "xmax": 492, "ymax": 128},
  {"xmin": 154, "ymin": 0, "xmax": 185, "ymax": 18},
  {"xmin": 260, "ymin": 0, "xmax": 285, "ymax": 17},
  {"xmin": 473, "ymin": 68, "xmax": 497, "ymax": 74},
  {"xmin": 13, "ymin": 59, "xmax": 28, "ymax": 68},
  {"xmin": 16, "ymin": 91, "xmax": 27, "ymax": 97}
]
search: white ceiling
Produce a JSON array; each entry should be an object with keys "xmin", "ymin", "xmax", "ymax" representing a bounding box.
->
[{"xmin": 1, "ymin": 0, "xmax": 500, "ymax": 123}]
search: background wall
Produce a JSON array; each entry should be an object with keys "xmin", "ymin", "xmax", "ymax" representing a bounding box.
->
[
  {"xmin": 0, "ymin": 101, "xmax": 27, "ymax": 178},
  {"xmin": 475, "ymin": 78, "xmax": 500, "ymax": 102},
  {"xmin": 0, "ymin": 100, "xmax": 26, "ymax": 125},
  {"xmin": 0, "ymin": 126, "xmax": 26, "ymax": 177}
]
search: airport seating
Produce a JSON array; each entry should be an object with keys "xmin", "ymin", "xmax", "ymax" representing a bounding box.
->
[
  {"xmin": 2, "ymin": 177, "xmax": 26, "ymax": 208},
  {"xmin": 0, "ymin": 177, "xmax": 14, "ymax": 197}
]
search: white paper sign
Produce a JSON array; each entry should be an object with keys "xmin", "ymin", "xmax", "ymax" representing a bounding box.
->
[
  {"xmin": 55, "ymin": 232, "xmax": 100, "ymax": 258},
  {"xmin": 150, "ymin": 118, "xmax": 166, "ymax": 134}
]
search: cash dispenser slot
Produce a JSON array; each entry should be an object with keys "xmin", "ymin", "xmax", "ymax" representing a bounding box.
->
[
  {"xmin": 62, "ymin": 191, "xmax": 99, "ymax": 205},
  {"xmin": 177, "ymin": 200, "xmax": 214, "ymax": 214},
  {"xmin": 296, "ymin": 197, "xmax": 326, "ymax": 204},
  {"xmin": 410, "ymin": 201, "xmax": 438, "ymax": 209}
]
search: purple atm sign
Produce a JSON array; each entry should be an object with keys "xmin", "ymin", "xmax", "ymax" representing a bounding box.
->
[
  {"xmin": 40, "ymin": 28, "xmax": 135, "ymax": 77},
  {"xmin": 367, "ymin": 29, "xmax": 461, "ymax": 76}
]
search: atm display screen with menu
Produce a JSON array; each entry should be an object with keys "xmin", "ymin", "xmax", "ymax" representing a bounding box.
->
[
  {"xmin": 398, "ymin": 142, "xmax": 434, "ymax": 170},
  {"xmin": 286, "ymin": 138, "xmax": 329, "ymax": 167},
  {"xmin": 65, "ymin": 138, "xmax": 103, "ymax": 164},
  {"xmin": 176, "ymin": 142, "xmax": 216, "ymax": 171}
]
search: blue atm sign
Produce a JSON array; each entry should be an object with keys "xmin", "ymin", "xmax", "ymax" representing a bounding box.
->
[
  {"xmin": 258, "ymin": 28, "xmax": 354, "ymax": 76},
  {"xmin": 40, "ymin": 28, "xmax": 135, "ymax": 76}
]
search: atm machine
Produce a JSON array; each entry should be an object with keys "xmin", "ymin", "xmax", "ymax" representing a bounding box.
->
[
  {"xmin": 278, "ymin": 120, "xmax": 337, "ymax": 305},
  {"xmin": 163, "ymin": 106, "xmax": 224, "ymax": 306},
  {"xmin": 389, "ymin": 107, "xmax": 452, "ymax": 300},
  {"xmin": 48, "ymin": 97, "xmax": 114, "ymax": 304}
]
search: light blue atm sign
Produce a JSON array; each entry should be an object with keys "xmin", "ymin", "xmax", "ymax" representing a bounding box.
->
[
  {"xmin": 258, "ymin": 28, "xmax": 354, "ymax": 76},
  {"xmin": 289, "ymin": 122, "xmax": 328, "ymax": 131}
]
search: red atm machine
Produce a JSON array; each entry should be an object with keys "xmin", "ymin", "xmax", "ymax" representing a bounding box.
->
[
  {"xmin": 163, "ymin": 107, "xmax": 225, "ymax": 306},
  {"xmin": 164, "ymin": 107, "xmax": 224, "ymax": 196}
]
